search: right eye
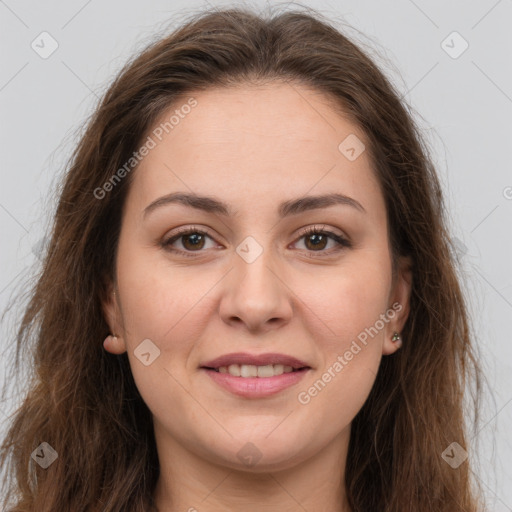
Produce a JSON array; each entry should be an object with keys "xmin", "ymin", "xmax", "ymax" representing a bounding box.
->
[{"xmin": 161, "ymin": 226, "xmax": 220, "ymax": 256}]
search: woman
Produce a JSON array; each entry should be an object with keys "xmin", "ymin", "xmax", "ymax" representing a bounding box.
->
[{"xmin": 0, "ymin": 6, "xmax": 485, "ymax": 511}]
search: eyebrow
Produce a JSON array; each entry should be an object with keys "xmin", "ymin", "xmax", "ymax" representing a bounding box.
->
[{"xmin": 143, "ymin": 191, "xmax": 366, "ymax": 219}]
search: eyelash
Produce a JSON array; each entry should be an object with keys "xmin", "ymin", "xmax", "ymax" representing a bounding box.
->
[{"xmin": 161, "ymin": 225, "xmax": 352, "ymax": 258}]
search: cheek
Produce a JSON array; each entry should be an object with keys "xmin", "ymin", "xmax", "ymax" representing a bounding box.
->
[
  {"xmin": 115, "ymin": 259, "xmax": 202, "ymax": 434},
  {"xmin": 112, "ymin": 241, "xmax": 195, "ymax": 400},
  {"xmin": 115, "ymin": 230, "xmax": 211, "ymax": 345},
  {"xmin": 295, "ymin": 274, "xmax": 389, "ymax": 434},
  {"xmin": 275, "ymin": 261, "xmax": 388, "ymax": 410},
  {"xmin": 290, "ymin": 250, "xmax": 391, "ymax": 418},
  {"xmin": 293, "ymin": 250, "xmax": 392, "ymax": 352}
]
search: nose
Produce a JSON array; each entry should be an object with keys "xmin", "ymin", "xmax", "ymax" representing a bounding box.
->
[{"xmin": 218, "ymin": 247, "xmax": 293, "ymax": 334}]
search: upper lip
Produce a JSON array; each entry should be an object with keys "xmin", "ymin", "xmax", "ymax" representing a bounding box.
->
[{"xmin": 201, "ymin": 352, "xmax": 311, "ymax": 369}]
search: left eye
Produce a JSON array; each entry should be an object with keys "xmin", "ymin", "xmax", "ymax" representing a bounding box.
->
[{"xmin": 293, "ymin": 227, "xmax": 350, "ymax": 252}]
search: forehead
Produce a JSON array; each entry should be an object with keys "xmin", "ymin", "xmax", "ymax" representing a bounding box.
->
[{"xmin": 127, "ymin": 81, "xmax": 383, "ymax": 219}]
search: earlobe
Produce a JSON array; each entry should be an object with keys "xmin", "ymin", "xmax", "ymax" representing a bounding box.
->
[
  {"xmin": 103, "ymin": 334, "xmax": 126, "ymax": 355},
  {"xmin": 382, "ymin": 331, "xmax": 402, "ymax": 355}
]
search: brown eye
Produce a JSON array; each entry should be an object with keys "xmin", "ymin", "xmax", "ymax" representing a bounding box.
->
[
  {"xmin": 162, "ymin": 227, "xmax": 217, "ymax": 256},
  {"xmin": 304, "ymin": 232, "xmax": 329, "ymax": 251},
  {"xmin": 294, "ymin": 226, "xmax": 351, "ymax": 254},
  {"xmin": 181, "ymin": 232, "xmax": 206, "ymax": 250}
]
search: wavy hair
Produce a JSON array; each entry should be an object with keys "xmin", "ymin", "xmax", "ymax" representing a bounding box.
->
[{"xmin": 1, "ymin": 5, "xmax": 485, "ymax": 511}]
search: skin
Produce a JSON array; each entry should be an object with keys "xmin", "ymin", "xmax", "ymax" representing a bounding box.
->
[{"xmin": 102, "ymin": 81, "xmax": 412, "ymax": 512}]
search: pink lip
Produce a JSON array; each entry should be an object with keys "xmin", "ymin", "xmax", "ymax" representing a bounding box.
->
[
  {"xmin": 201, "ymin": 352, "xmax": 310, "ymax": 369},
  {"xmin": 202, "ymin": 367, "xmax": 310, "ymax": 398}
]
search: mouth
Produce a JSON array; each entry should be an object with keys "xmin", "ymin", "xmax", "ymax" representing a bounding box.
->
[
  {"xmin": 200, "ymin": 352, "xmax": 312, "ymax": 377},
  {"xmin": 199, "ymin": 352, "xmax": 312, "ymax": 398}
]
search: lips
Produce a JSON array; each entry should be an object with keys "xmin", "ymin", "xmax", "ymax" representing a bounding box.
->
[
  {"xmin": 200, "ymin": 352, "xmax": 311, "ymax": 398},
  {"xmin": 201, "ymin": 352, "xmax": 311, "ymax": 370}
]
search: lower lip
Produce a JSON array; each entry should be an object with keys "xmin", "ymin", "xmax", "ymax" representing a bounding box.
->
[{"xmin": 201, "ymin": 368, "xmax": 310, "ymax": 398}]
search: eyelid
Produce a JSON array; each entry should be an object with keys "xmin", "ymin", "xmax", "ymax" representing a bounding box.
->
[{"xmin": 296, "ymin": 224, "xmax": 348, "ymax": 241}]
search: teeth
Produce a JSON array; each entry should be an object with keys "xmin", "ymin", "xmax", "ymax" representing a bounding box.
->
[
  {"xmin": 217, "ymin": 364, "xmax": 300, "ymax": 378},
  {"xmin": 228, "ymin": 364, "xmax": 240, "ymax": 377},
  {"xmin": 240, "ymin": 364, "xmax": 257, "ymax": 377},
  {"xmin": 257, "ymin": 364, "xmax": 275, "ymax": 377},
  {"xmin": 272, "ymin": 364, "xmax": 284, "ymax": 376}
]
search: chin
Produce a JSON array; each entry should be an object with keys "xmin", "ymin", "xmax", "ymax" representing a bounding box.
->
[{"xmin": 204, "ymin": 433, "xmax": 312, "ymax": 473}]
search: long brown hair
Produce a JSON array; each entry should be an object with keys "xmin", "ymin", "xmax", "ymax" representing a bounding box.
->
[{"xmin": 0, "ymin": 5, "xmax": 485, "ymax": 511}]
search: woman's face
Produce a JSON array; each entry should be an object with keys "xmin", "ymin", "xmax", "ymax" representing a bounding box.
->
[{"xmin": 103, "ymin": 81, "xmax": 411, "ymax": 472}]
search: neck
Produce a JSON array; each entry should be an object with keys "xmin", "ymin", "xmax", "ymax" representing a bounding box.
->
[{"xmin": 153, "ymin": 424, "xmax": 352, "ymax": 512}]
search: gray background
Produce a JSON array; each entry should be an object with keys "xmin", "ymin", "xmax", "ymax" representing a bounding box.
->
[{"xmin": 0, "ymin": 0, "xmax": 511, "ymax": 509}]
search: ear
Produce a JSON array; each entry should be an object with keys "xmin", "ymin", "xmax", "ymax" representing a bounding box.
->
[
  {"xmin": 101, "ymin": 281, "xmax": 127, "ymax": 355},
  {"xmin": 382, "ymin": 255, "xmax": 413, "ymax": 356}
]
